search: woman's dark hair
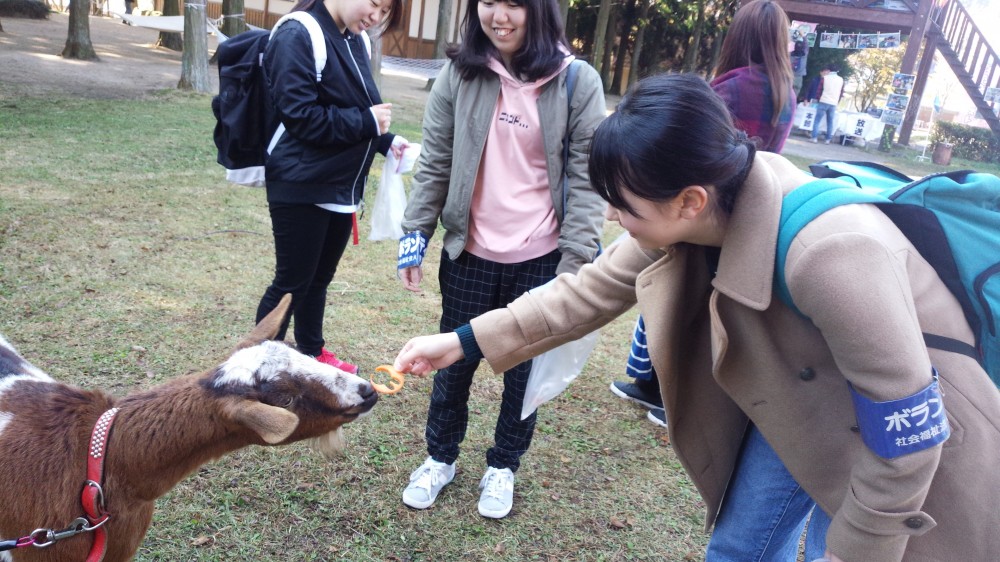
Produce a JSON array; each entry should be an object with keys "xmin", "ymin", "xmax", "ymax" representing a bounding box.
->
[
  {"xmin": 713, "ymin": 0, "xmax": 793, "ymax": 127},
  {"xmin": 292, "ymin": 0, "xmax": 405, "ymax": 34},
  {"xmin": 589, "ymin": 74, "xmax": 757, "ymax": 217},
  {"xmin": 447, "ymin": 0, "xmax": 568, "ymax": 82}
]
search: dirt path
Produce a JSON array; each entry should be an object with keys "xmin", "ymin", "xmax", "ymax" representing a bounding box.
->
[
  {"xmin": 0, "ymin": 11, "xmax": 433, "ymax": 116},
  {"xmin": 0, "ymin": 13, "xmax": 222, "ymax": 99}
]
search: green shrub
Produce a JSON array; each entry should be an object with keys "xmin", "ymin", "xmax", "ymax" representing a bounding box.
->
[
  {"xmin": 0, "ymin": 0, "xmax": 49, "ymax": 19},
  {"xmin": 931, "ymin": 120, "xmax": 1000, "ymax": 163}
]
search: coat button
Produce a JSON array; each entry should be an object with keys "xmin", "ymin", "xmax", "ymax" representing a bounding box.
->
[
  {"xmin": 798, "ymin": 367, "xmax": 816, "ymax": 381},
  {"xmin": 905, "ymin": 517, "xmax": 924, "ymax": 529}
]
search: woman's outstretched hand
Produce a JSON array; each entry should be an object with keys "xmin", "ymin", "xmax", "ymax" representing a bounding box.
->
[{"xmin": 393, "ymin": 333, "xmax": 465, "ymax": 376}]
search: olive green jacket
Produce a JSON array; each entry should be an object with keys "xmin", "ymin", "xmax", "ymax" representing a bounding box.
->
[{"xmin": 401, "ymin": 59, "xmax": 607, "ymax": 275}]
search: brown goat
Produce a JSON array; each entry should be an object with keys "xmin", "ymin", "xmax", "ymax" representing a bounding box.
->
[{"xmin": 0, "ymin": 295, "xmax": 377, "ymax": 561}]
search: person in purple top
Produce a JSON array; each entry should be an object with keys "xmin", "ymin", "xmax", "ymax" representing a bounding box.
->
[
  {"xmin": 611, "ymin": 0, "xmax": 799, "ymax": 430},
  {"xmin": 709, "ymin": 0, "xmax": 796, "ymax": 153}
]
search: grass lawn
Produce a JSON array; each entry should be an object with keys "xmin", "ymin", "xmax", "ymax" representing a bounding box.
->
[
  {"xmin": 4, "ymin": 73, "xmax": 996, "ymax": 560},
  {"xmin": 0, "ymin": 85, "xmax": 705, "ymax": 561}
]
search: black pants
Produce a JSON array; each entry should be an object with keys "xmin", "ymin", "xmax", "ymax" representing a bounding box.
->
[
  {"xmin": 255, "ymin": 203, "xmax": 353, "ymax": 357},
  {"xmin": 426, "ymin": 249, "xmax": 560, "ymax": 472}
]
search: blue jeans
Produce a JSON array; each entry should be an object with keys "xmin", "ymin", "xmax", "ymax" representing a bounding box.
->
[
  {"xmin": 811, "ymin": 102, "xmax": 836, "ymax": 141},
  {"xmin": 706, "ymin": 425, "xmax": 831, "ymax": 562}
]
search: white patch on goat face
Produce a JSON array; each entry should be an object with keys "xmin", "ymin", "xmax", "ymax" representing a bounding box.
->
[
  {"xmin": 215, "ymin": 341, "xmax": 370, "ymax": 408},
  {"xmin": 214, "ymin": 341, "xmax": 289, "ymax": 386},
  {"xmin": 1, "ymin": 549, "xmax": 12, "ymax": 562}
]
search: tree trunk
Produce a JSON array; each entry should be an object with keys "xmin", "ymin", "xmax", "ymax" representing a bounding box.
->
[
  {"xmin": 158, "ymin": 0, "xmax": 183, "ymax": 51},
  {"xmin": 610, "ymin": 0, "xmax": 634, "ymax": 96},
  {"xmin": 62, "ymin": 0, "xmax": 98, "ymax": 60},
  {"xmin": 627, "ymin": 0, "xmax": 651, "ymax": 89},
  {"xmin": 221, "ymin": 0, "xmax": 247, "ymax": 39},
  {"xmin": 682, "ymin": 0, "xmax": 705, "ymax": 72},
  {"xmin": 178, "ymin": 0, "xmax": 211, "ymax": 92},
  {"xmin": 599, "ymin": 9, "xmax": 615, "ymax": 91},
  {"xmin": 592, "ymin": 0, "xmax": 612, "ymax": 76},
  {"xmin": 559, "ymin": 0, "xmax": 569, "ymax": 26},
  {"xmin": 433, "ymin": 0, "xmax": 452, "ymax": 58},
  {"xmin": 706, "ymin": 30, "xmax": 724, "ymax": 80}
]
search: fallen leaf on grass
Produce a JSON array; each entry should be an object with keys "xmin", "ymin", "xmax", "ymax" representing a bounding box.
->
[
  {"xmin": 190, "ymin": 535, "xmax": 213, "ymax": 547},
  {"xmin": 494, "ymin": 542, "xmax": 506, "ymax": 554}
]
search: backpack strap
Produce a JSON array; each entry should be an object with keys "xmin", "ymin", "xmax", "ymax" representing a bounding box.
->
[
  {"xmin": 267, "ymin": 12, "xmax": 328, "ymax": 155},
  {"xmin": 808, "ymin": 160, "xmax": 912, "ymax": 189},
  {"xmin": 775, "ymin": 179, "xmax": 886, "ymax": 315},
  {"xmin": 359, "ymin": 30, "xmax": 372, "ymax": 59},
  {"xmin": 271, "ymin": 12, "xmax": 328, "ymax": 81},
  {"xmin": 561, "ymin": 59, "xmax": 582, "ymax": 221}
]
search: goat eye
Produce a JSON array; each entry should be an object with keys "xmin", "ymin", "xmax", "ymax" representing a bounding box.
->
[{"xmin": 282, "ymin": 397, "xmax": 294, "ymax": 408}]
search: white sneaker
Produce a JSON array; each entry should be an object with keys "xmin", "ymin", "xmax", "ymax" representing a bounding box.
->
[
  {"xmin": 402, "ymin": 456, "xmax": 455, "ymax": 509},
  {"xmin": 478, "ymin": 467, "xmax": 515, "ymax": 518}
]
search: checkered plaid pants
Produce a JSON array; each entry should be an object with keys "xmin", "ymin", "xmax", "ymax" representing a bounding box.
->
[{"xmin": 425, "ymin": 249, "xmax": 560, "ymax": 472}]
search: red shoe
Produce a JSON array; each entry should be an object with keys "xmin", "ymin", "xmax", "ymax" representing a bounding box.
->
[{"xmin": 315, "ymin": 348, "xmax": 359, "ymax": 374}]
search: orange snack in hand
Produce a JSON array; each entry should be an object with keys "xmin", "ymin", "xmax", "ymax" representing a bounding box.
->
[{"xmin": 370, "ymin": 365, "xmax": 405, "ymax": 394}]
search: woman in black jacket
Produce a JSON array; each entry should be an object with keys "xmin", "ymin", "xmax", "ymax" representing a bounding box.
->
[{"xmin": 255, "ymin": 0, "xmax": 405, "ymax": 373}]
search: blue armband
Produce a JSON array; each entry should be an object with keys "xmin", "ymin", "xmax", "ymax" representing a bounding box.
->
[
  {"xmin": 849, "ymin": 368, "xmax": 950, "ymax": 459},
  {"xmin": 398, "ymin": 231, "xmax": 428, "ymax": 270}
]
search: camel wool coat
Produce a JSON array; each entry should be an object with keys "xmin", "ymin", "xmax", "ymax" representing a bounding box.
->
[{"xmin": 469, "ymin": 153, "xmax": 1000, "ymax": 562}]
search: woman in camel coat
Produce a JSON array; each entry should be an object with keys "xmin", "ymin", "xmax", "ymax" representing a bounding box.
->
[{"xmin": 392, "ymin": 74, "xmax": 1000, "ymax": 562}]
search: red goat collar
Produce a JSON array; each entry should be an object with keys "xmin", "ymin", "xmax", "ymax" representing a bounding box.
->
[{"xmin": 81, "ymin": 407, "xmax": 120, "ymax": 562}]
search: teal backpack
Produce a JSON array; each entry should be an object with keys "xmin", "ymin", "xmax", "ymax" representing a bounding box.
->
[{"xmin": 775, "ymin": 161, "xmax": 1000, "ymax": 387}]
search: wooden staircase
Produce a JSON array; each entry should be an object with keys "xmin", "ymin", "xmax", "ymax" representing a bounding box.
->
[{"xmin": 932, "ymin": 0, "xmax": 1000, "ymax": 136}]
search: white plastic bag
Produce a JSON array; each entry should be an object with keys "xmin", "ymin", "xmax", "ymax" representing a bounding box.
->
[
  {"xmin": 520, "ymin": 278, "xmax": 600, "ymax": 420},
  {"xmin": 369, "ymin": 158, "xmax": 407, "ymax": 241},
  {"xmin": 369, "ymin": 143, "xmax": 421, "ymax": 241}
]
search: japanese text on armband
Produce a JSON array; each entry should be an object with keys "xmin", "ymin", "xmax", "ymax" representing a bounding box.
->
[
  {"xmin": 398, "ymin": 231, "xmax": 428, "ymax": 270},
  {"xmin": 849, "ymin": 369, "xmax": 950, "ymax": 459}
]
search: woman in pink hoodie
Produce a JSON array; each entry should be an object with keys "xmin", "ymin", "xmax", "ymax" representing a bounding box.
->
[{"xmin": 396, "ymin": 0, "xmax": 607, "ymax": 519}]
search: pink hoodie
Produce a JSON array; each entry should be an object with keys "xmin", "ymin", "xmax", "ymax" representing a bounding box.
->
[{"xmin": 465, "ymin": 56, "xmax": 574, "ymax": 264}]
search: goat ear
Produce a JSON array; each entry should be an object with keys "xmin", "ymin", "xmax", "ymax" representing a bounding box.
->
[
  {"xmin": 235, "ymin": 294, "xmax": 292, "ymax": 351},
  {"xmin": 224, "ymin": 400, "xmax": 300, "ymax": 444}
]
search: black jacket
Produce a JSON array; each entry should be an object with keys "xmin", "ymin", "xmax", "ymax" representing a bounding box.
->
[{"xmin": 263, "ymin": 3, "xmax": 394, "ymax": 207}]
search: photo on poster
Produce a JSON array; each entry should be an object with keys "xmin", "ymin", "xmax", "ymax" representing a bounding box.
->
[
  {"xmin": 881, "ymin": 109, "xmax": 904, "ymax": 126},
  {"xmin": 858, "ymin": 34, "xmax": 878, "ymax": 48},
  {"xmin": 806, "ymin": 32, "xmax": 817, "ymax": 47},
  {"xmin": 819, "ymin": 32, "xmax": 840, "ymax": 48},
  {"xmin": 892, "ymin": 73, "xmax": 916, "ymax": 92},
  {"xmin": 886, "ymin": 93, "xmax": 910, "ymax": 111},
  {"xmin": 878, "ymin": 32, "xmax": 901, "ymax": 48},
  {"xmin": 790, "ymin": 20, "xmax": 817, "ymax": 44},
  {"xmin": 839, "ymin": 34, "xmax": 858, "ymax": 49}
]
